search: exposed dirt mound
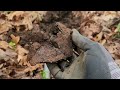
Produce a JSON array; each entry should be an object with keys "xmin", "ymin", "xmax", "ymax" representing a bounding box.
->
[
  {"xmin": 29, "ymin": 22, "xmax": 73, "ymax": 65},
  {"xmin": 6, "ymin": 11, "xmax": 76, "ymax": 65}
]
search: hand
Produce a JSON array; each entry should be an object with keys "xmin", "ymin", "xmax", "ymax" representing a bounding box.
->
[
  {"xmin": 72, "ymin": 29, "xmax": 95, "ymax": 51},
  {"xmin": 47, "ymin": 29, "xmax": 116, "ymax": 79},
  {"xmin": 47, "ymin": 29, "xmax": 93, "ymax": 79},
  {"xmin": 47, "ymin": 52, "xmax": 86, "ymax": 79}
]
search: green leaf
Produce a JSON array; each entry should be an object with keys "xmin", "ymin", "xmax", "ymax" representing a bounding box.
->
[
  {"xmin": 40, "ymin": 70, "xmax": 47, "ymax": 79},
  {"xmin": 9, "ymin": 41, "xmax": 16, "ymax": 49},
  {"xmin": 116, "ymin": 23, "xmax": 120, "ymax": 32},
  {"xmin": 113, "ymin": 32, "xmax": 120, "ymax": 39}
]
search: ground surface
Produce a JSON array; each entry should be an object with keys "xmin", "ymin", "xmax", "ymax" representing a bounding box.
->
[{"xmin": 0, "ymin": 11, "xmax": 120, "ymax": 79}]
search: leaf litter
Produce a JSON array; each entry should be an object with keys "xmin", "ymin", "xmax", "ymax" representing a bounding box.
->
[{"xmin": 0, "ymin": 11, "xmax": 120, "ymax": 79}]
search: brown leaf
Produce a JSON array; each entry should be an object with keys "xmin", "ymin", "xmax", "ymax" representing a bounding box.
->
[
  {"xmin": 10, "ymin": 34, "xmax": 20, "ymax": 44},
  {"xmin": 19, "ymin": 55, "xmax": 28, "ymax": 66},
  {"xmin": 115, "ymin": 59, "xmax": 120, "ymax": 66},
  {"xmin": 6, "ymin": 11, "xmax": 46, "ymax": 31},
  {"xmin": 22, "ymin": 17, "xmax": 33, "ymax": 30},
  {"xmin": 105, "ymin": 41, "xmax": 120, "ymax": 61},
  {"xmin": 5, "ymin": 49, "xmax": 17, "ymax": 58},
  {"xmin": 15, "ymin": 63, "xmax": 43, "ymax": 78},
  {"xmin": 94, "ymin": 32, "xmax": 103, "ymax": 42},
  {"xmin": 16, "ymin": 45, "xmax": 29, "ymax": 63},
  {"xmin": 0, "ymin": 49, "xmax": 7, "ymax": 60},
  {"xmin": 0, "ymin": 22, "xmax": 12, "ymax": 34},
  {"xmin": 0, "ymin": 48, "xmax": 17, "ymax": 61},
  {"xmin": 22, "ymin": 63, "xmax": 43, "ymax": 73},
  {"xmin": 22, "ymin": 11, "xmax": 46, "ymax": 30},
  {"xmin": 100, "ymin": 39, "xmax": 106, "ymax": 45},
  {"xmin": 80, "ymin": 21, "xmax": 101, "ymax": 39},
  {"xmin": 0, "ymin": 41, "xmax": 9, "ymax": 49},
  {"xmin": 106, "ymin": 45, "xmax": 116, "ymax": 54},
  {"xmin": 7, "ymin": 11, "xmax": 25, "ymax": 20},
  {"xmin": 32, "ymin": 73, "xmax": 41, "ymax": 79}
]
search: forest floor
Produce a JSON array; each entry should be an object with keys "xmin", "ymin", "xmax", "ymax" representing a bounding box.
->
[{"xmin": 0, "ymin": 11, "xmax": 120, "ymax": 79}]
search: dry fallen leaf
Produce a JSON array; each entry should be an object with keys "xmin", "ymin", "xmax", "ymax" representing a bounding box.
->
[
  {"xmin": 5, "ymin": 11, "xmax": 47, "ymax": 32},
  {"xmin": 5, "ymin": 49, "xmax": 17, "ymax": 58},
  {"xmin": 100, "ymin": 39, "xmax": 106, "ymax": 45},
  {"xmin": 105, "ymin": 41, "xmax": 120, "ymax": 61},
  {"xmin": 10, "ymin": 34, "xmax": 20, "ymax": 44},
  {"xmin": 15, "ymin": 63, "xmax": 43, "ymax": 78},
  {"xmin": 0, "ymin": 41, "xmax": 9, "ymax": 49},
  {"xmin": 115, "ymin": 59, "xmax": 120, "ymax": 66},
  {"xmin": 23, "ymin": 63, "xmax": 43, "ymax": 72},
  {"xmin": 94, "ymin": 32, "xmax": 103, "ymax": 42},
  {"xmin": 19, "ymin": 55, "xmax": 28, "ymax": 66},
  {"xmin": 7, "ymin": 11, "xmax": 25, "ymax": 20},
  {"xmin": 0, "ymin": 22, "xmax": 12, "ymax": 34},
  {"xmin": 93, "ymin": 11, "xmax": 117, "ymax": 22},
  {"xmin": 28, "ymin": 12, "xmax": 38, "ymax": 22},
  {"xmin": 106, "ymin": 45, "xmax": 116, "ymax": 54},
  {"xmin": 80, "ymin": 21, "xmax": 101, "ymax": 39},
  {"xmin": 16, "ymin": 45, "xmax": 29, "ymax": 63},
  {"xmin": 0, "ymin": 10, "xmax": 45, "ymax": 77},
  {"xmin": 0, "ymin": 49, "xmax": 7, "ymax": 60},
  {"xmin": 0, "ymin": 48, "xmax": 17, "ymax": 61},
  {"xmin": 22, "ymin": 17, "xmax": 33, "ymax": 30}
]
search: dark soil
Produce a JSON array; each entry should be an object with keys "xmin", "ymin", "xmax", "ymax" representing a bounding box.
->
[{"xmin": 6, "ymin": 11, "xmax": 82, "ymax": 65}]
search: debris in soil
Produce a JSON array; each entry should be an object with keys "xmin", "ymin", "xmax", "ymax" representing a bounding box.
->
[
  {"xmin": 42, "ymin": 11, "xmax": 82, "ymax": 29},
  {"xmin": 29, "ymin": 22, "xmax": 73, "ymax": 65},
  {"xmin": 42, "ymin": 11, "xmax": 71, "ymax": 23},
  {"xmin": 7, "ymin": 21, "xmax": 73, "ymax": 65},
  {"xmin": 0, "ymin": 11, "xmax": 47, "ymax": 79}
]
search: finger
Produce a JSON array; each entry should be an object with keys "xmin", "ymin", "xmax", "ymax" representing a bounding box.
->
[
  {"xmin": 61, "ymin": 52, "xmax": 86, "ymax": 79},
  {"xmin": 72, "ymin": 29, "xmax": 95, "ymax": 51},
  {"xmin": 47, "ymin": 63, "xmax": 63, "ymax": 79},
  {"xmin": 72, "ymin": 29, "xmax": 85, "ymax": 49}
]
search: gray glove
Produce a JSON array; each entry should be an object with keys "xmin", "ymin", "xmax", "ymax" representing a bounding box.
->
[{"xmin": 47, "ymin": 29, "xmax": 120, "ymax": 79}]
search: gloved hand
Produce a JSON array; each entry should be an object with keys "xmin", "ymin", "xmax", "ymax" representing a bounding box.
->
[{"xmin": 47, "ymin": 29, "xmax": 120, "ymax": 79}]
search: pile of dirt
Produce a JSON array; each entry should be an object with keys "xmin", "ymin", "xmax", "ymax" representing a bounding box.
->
[
  {"xmin": 6, "ymin": 12, "xmax": 76, "ymax": 65},
  {"xmin": 28, "ymin": 22, "xmax": 73, "ymax": 65},
  {"xmin": 0, "ymin": 11, "xmax": 83, "ymax": 79}
]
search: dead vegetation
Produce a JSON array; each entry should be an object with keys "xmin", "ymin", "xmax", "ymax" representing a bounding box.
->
[{"xmin": 0, "ymin": 11, "xmax": 120, "ymax": 79}]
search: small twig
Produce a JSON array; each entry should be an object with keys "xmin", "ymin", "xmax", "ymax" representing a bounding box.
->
[{"xmin": 73, "ymin": 49, "xmax": 79, "ymax": 56}]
